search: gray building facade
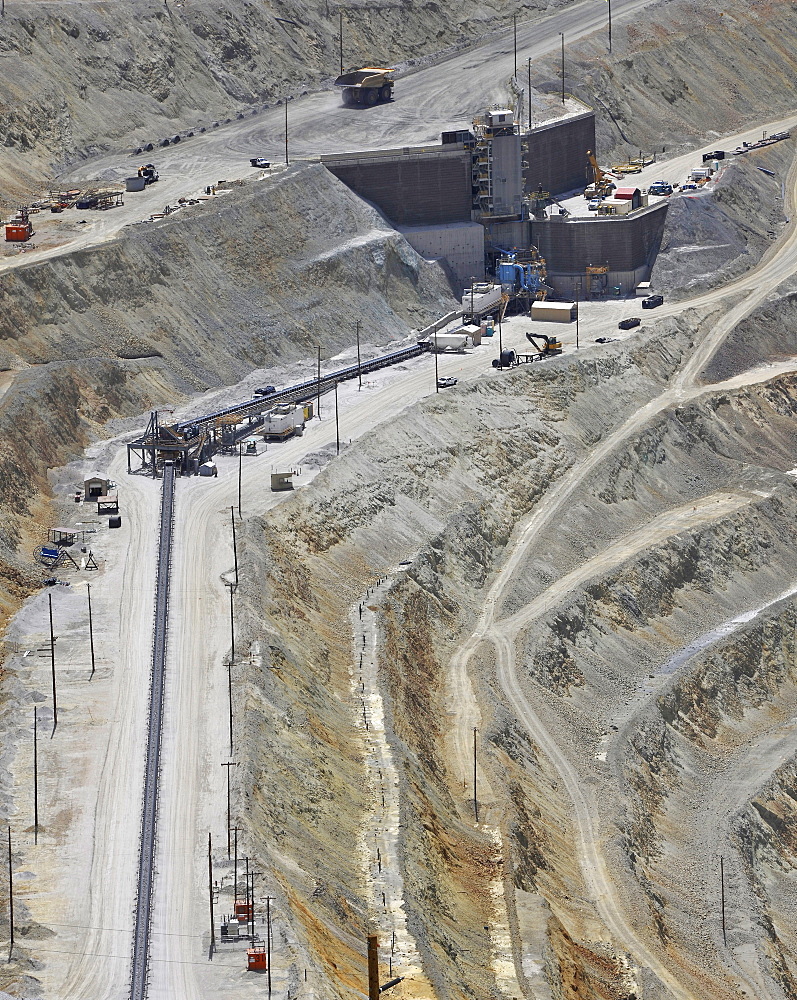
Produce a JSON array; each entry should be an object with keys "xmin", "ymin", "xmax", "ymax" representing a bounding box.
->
[
  {"xmin": 321, "ymin": 145, "xmax": 472, "ymax": 226},
  {"xmin": 523, "ymin": 109, "xmax": 596, "ymax": 198}
]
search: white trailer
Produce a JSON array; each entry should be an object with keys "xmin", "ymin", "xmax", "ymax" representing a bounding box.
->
[
  {"xmin": 263, "ymin": 404, "xmax": 305, "ymax": 440},
  {"xmin": 426, "ymin": 332, "xmax": 469, "ymax": 352},
  {"xmin": 462, "ymin": 282, "xmax": 502, "ymax": 320}
]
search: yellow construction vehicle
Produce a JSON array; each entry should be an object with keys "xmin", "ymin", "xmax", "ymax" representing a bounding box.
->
[
  {"xmin": 335, "ymin": 67, "xmax": 395, "ymax": 106},
  {"xmin": 585, "ymin": 150, "xmax": 617, "ymax": 198}
]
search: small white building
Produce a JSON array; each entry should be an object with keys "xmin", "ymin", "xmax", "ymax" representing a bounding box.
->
[
  {"xmin": 84, "ymin": 473, "xmax": 109, "ymax": 498},
  {"xmin": 199, "ymin": 461, "xmax": 218, "ymax": 477}
]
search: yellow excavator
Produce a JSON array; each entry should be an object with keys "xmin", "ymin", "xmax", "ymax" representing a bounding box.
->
[{"xmin": 585, "ymin": 150, "xmax": 617, "ymax": 198}]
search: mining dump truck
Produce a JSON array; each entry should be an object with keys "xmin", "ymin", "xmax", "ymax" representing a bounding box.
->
[{"xmin": 335, "ymin": 67, "xmax": 395, "ymax": 106}]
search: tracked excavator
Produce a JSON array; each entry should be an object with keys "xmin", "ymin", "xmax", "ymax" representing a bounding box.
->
[
  {"xmin": 585, "ymin": 150, "xmax": 616, "ymax": 199},
  {"xmin": 491, "ymin": 333, "xmax": 562, "ymax": 369}
]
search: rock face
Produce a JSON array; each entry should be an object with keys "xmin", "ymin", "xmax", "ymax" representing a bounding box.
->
[
  {"xmin": 0, "ymin": 163, "xmax": 455, "ymax": 624},
  {"xmin": 231, "ymin": 304, "xmax": 797, "ymax": 998},
  {"xmin": 650, "ymin": 141, "xmax": 793, "ymax": 299}
]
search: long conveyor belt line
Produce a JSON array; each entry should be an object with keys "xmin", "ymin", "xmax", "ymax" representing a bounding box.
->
[
  {"xmin": 175, "ymin": 341, "xmax": 431, "ymax": 434},
  {"xmin": 130, "ymin": 460, "xmax": 176, "ymax": 1000}
]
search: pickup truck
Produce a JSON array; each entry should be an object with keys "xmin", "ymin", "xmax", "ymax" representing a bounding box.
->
[{"xmin": 249, "ymin": 157, "xmax": 271, "ymax": 168}]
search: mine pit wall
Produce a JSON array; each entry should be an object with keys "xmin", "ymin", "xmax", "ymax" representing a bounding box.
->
[
  {"xmin": 738, "ymin": 754, "xmax": 797, "ymax": 998},
  {"xmin": 229, "ymin": 316, "xmax": 742, "ymax": 999},
  {"xmin": 495, "ymin": 373, "xmax": 797, "ymax": 994},
  {"xmin": 0, "ymin": 164, "xmax": 455, "ymax": 627},
  {"xmin": 533, "ymin": 0, "xmax": 797, "ymax": 168}
]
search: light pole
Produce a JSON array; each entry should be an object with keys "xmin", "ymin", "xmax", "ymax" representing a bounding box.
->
[
  {"xmin": 513, "ymin": 13, "xmax": 517, "ymax": 79},
  {"xmin": 528, "ymin": 57, "xmax": 532, "ymax": 129},
  {"xmin": 284, "ymin": 98, "xmax": 289, "ymax": 166},
  {"xmin": 434, "ymin": 329, "xmax": 439, "ymax": 392},
  {"xmin": 560, "ymin": 33, "xmax": 565, "ymax": 105},
  {"xmin": 470, "ymin": 275, "xmax": 476, "ymax": 322}
]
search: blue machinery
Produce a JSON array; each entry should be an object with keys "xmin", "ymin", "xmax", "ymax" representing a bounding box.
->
[{"xmin": 496, "ymin": 248, "xmax": 551, "ymax": 308}]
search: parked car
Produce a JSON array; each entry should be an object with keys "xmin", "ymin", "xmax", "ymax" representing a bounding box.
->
[
  {"xmin": 595, "ymin": 337, "xmax": 616, "ymax": 344},
  {"xmin": 437, "ymin": 376, "xmax": 458, "ymax": 388},
  {"xmin": 618, "ymin": 317, "xmax": 641, "ymax": 330},
  {"xmin": 250, "ymin": 157, "xmax": 271, "ymax": 168},
  {"xmin": 648, "ymin": 181, "xmax": 673, "ymax": 196},
  {"xmin": 642, "ymin": 294, "xmax": 664, "ymax": 309},
  {"xmin": 680, "ymin": 182, "xmax": 698, "ymax": 191},
  {"xmin": 588, "ymin": 198, "xmax": 602, "ymax": 211},
  {"xmin": 254, "ymin": 384, "xmax": 277, "ymax": 396}
]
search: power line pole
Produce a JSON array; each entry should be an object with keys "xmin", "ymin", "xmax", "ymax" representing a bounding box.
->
[
  {"xmin": 608, "ymin": 0, "xmax": 612, "ymax": 53},
  {"xmin": 560, "ymin": 33, "xmax": 565, "ymax": 104},
  {"xmin": 230, "ymin": 506, "xmax": 238, "ymax": 586},
  {"xmin": 356, "ymin": 320, "xmax": 362, "ymax": 390},
  {"xmin": 87, "ymin": 583, "xmax": 96, "ymax": 680},
  {"xmin": 266, "ymin": 895, "xmax": 274, "ymax": 998},
  {"xmin": 575, "ymin": 289, "xmax": 580, "ymax": 350},
  {"xmin": 513, "ymin": 13, "xmax": 517, "ymax": 78},
  {"xmin": 237, "ymin": 442, "xmax": 243, "ymax": 519},
  {"xmin": 334, "ymin": 382, "xmax": 340, "ymax": 455},
  {"xmin": 434, "ymin": 329, "xmax": 439, "ymax": 392},
  {"xmin": 221, "ymin": 762, "xmax": 237, "ymax": 858},
  {"xmin": 227, "ymin": 583, "xmax": 235, "ymax": 756},
  {"xmin": 7, "ymin": 827, "xmax": 13, "ymax": 960},
  {"xmin": 233, "ymin": 826, "xmax": 240, "ymax": 908},
  {"xmin": 284, "ymin": 98, "xmax": 289, "ymax": 166},
  {"xmin": 33, "ymin": 707, "xmax": 38, "ymax": 845},
  {"xmin": 473, "ymin": 727, "xmax": 478, "ymax": 823},
  {"xmin": 48, "ymin": 594, "xmax": 57, "ymax": 733},
  {"xmin": 339, "ymin": 10, "xmax": 343, "ymax": 75},
  {"xmin": 720, "ymin": 855, "xmax": 727, "ymax": 946},
  {"xmin": 316, "ymin": 345, "xmax": 322, "ymax": 418},
  {"xmin": 208, "ymin": 832, "xmax": 216, "ymax": 956}
]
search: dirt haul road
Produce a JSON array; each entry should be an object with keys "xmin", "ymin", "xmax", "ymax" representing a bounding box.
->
[
  {"xmin": 0, "ymin": 0, "xmax": 660, "ymax": 280},
  {"xmin": 71, "ymin": 138, "xmax": 797, "ymax": 999},
  {"xmin": 444, "ymin": 143, "xmax": 797, "ymax": 997}
]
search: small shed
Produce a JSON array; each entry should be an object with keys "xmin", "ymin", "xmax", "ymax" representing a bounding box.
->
[
  {"xmin": 613, "ymin": 186, "xmax": 642, "ymax": 210},
  {"xmin": 531, "ymin": 301, "xmax": 576, "ymax": 323},
  {"xmin": 271, "ymin": 472, "xmax": 294, "ymax": 492},
  {"xmin": 84, "ymin": 473, "xmax": 110, "ymax": 498},
  {"xmin": 199, "ymin": 461, "xmax": 218, "ymax": 477}
]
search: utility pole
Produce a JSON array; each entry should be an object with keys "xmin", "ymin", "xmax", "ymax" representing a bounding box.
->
[
  {"xmin": 498, "ymin": 308, "xmax": 503, "ymax": 358},
  {"xmin": 334, "ymin": 382, "xmax": 340, "ymax": 455},
  {"xmin": 208, "ymin": 833, "xmax": 216, "ymax": 956},
  {"xmin": 720, "ymin": 856, "xmax": 727, "ymax": 946},
  {"xmin": 284, "ymin": 98, "xmax": 289, "ymax": 166},
  {"xmin": 237, "ymin": 442, "xmax": 243, "ymax": 519},
  {"xmin": 7, "ymin": 827, "xmax": 13, "ymax": 960},
  {"xmin": 368, "ymin": 934, "xmax": 379, "ymax": 1000},
  {"xmin": 560, "ymin": 33, "xmax": 565, "ymax": 104},
  {"xmin": 230, "ymin": 506, "xmax": 238, "ymax": 587},
  {"xmin": 356, "ymin": 320, "xmax": 362, "ymax": 390},
  {"xmin": 316, "ymin": 345, "xmax": 322, "ymax": 418},
  {"xmin": 513, "ymin": 13, "xmax": 517, "ymax": 78},
  {"xmin": 221, "ymin": 762, "xmax": 237, "ymax": 858},
  {"xmin": 575, "ymin": 289, "xmax": 579, "ymax": 350},
  {"xmin": 33, "ymin": 707, "xmax": 38, "ymax": 845},
  {"xmin": 48, "ymin": 594, "xmax": 57, "ymax": 733},
  {"xmin": 339, "ymin": 10, "xmax": 344, "ymax": 76},
  {"xmin": 608, "ymin": 0, "xmax": 612, "ymax": 53},
  {"xmin": 266, "ymin": 895, "xmax": 274, "ymax": 999},
  {"xmin": 227, "ymin": 584, "xmax": 235, "ymax": 756},
  {"xmin": 473, "ymin": 727, "xmax": 478, "ymax": 823},
  {"xmin": 233, "ymin": 826, "xmax": 240, "ymax": 907},
  {"xmin": 433, "ymin": 329, "xmax": 439, "ymax": 392},
  {"xmin": 87, "ymin": 583, "xmax": 96, "ymax": 680}
]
